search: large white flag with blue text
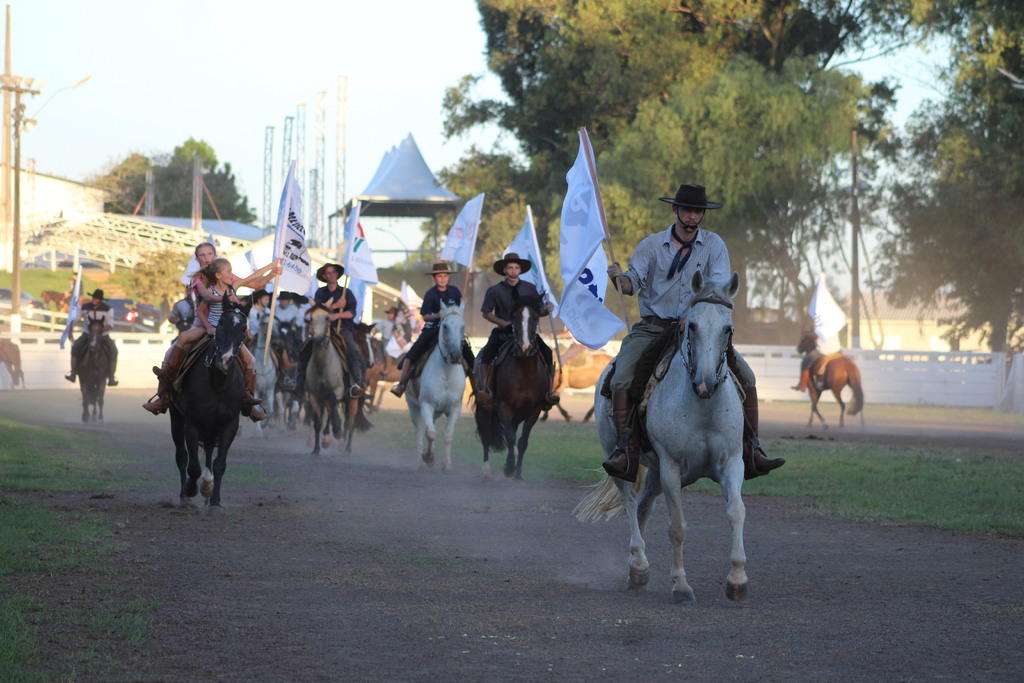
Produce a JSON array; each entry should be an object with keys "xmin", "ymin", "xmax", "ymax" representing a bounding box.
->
[
  {"xmin": 557, "ymin": 130, "xmax": 625, "ymax": 349},
  {"xmin": 59, "ymin": 269, "xmax": 83, "ymax": 349},
  {"xmin": 505, "ymin": 206, "xmax": 557, "ymax": 314},
  {"xmin": 272, "ymin": 161, "xmax": 313, "ymax": 294},
  {"xmin": 808, "ymin": 272, "xmax": 846, "ymax": 353},
  {"xmin": 440, "ymin": 193, "xmax": 485, "ymax": 267}
]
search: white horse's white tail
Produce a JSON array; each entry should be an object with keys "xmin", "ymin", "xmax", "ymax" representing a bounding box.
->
[{"xmin": 573, "ymin": 469, "xmax": 646, "ymax": 522}]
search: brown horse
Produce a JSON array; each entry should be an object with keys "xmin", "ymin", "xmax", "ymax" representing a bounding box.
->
[
  {"xmin": 41, "ymin": 290, "xmax": 67, "ymax": 312},
  {"xmin": 0, "ymin": 339, "xmax": 24, "ymax": 388},
  {"xmin": 474, "ymin": 296, "xmax": 549, "ymax": 481},
  {"xmin": 543, "ymin": 344, "xmax": 613, "ymax": 422},
  {"xmin": 796, "ymin": 331, "xmax": 865, "ymax": 428}
]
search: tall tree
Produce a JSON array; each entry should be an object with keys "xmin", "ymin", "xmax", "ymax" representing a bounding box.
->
[
  {"xmin": 92, "ymin": 138, "xmax": 256, "ymax": 224},
  {"xmin": 879, "ymin": 1, "xmax": 1024, "ymax": 351}
]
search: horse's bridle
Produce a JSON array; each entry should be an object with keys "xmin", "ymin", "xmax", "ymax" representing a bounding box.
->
[{"xmin": 680, "ymin": 296, "xmax": 733, "ymax": 394}]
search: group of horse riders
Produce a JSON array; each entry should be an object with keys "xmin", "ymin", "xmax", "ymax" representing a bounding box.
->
[{"xmin": 61, "ymin": 180, "xmax": 796, "ymax": 487}]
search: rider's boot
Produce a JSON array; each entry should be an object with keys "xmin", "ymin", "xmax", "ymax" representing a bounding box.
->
[
  {"xmin": 792, "ymin": 369, "xmax": 810, "ymax": 392},
  {"xmin": 389, "ymin": 360, "xmax": 414, "ymax": 398},
  {"xmin": 241, "ymin": 363, "xmax": 267, "ymax": 422},
  {"xmin": 741, "ymin": 386, "xmax": 785, "ymax": 479},
  {"xmin": 142, "ymin": 344, "xmax": 186, "ymax": 415},
  {"xmin": 64, "ymin": 355, "xmax": 78, "ymax": 383},
  {"xmin": 474, "ymin": 363, "xmax": 495, "ymax": 410},
  {"xmin": 543, "ymin": 363, "xmax": 560, "ymax": 409},
  {"xmin": 602, "ymin": 389, "xmax": 640, "ymax": 483}
]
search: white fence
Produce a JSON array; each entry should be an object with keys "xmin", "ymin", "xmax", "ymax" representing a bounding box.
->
[{"xmin": 0, "ymin": 332, "xmax": 1010, "ymax": 409}]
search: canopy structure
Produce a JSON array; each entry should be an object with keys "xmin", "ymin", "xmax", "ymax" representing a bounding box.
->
[{"xmin": 335, "ymin": 134, "xmax": 459, "ymax": 219}]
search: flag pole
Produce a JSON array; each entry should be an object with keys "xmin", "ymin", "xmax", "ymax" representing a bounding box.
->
[
  {"xmin": 579, "ymin": 127, "xmax": 632, "ymax": 328},
  {"xmin": 262, "ymin": 274, "xmax": 281, "ymax": 364}
]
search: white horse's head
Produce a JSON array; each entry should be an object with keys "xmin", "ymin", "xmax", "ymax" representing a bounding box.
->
[
  {"xmin": 438, "ymin": 301, "xmax": 465, "ymax": 365},
  {"xmin": 681, "ymin": 270, "xmax": 740, "ymax": 399}
]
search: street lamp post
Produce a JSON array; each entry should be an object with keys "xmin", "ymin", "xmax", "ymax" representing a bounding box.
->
[{"xmin": 1, "ymin": 74, "xmax": 39, "ymax": 332}]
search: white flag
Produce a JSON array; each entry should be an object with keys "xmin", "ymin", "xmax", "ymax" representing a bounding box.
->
[
  {"xmin": 343, "ymin": 202, "xmax": 378, "ymax": 284},
  {"xmin": 59, "ymin": 270, "xmax": 83, "ymax": 350},
  {"xmin": 505, "ymin": 206, "xmax": 557, "ymax": 313},
  {"xmin": 808, "ymin": 273, "xmax": 846, "ymax": 353},
  {"xmin": 440, "ymin": 193, "xmax": 485, "ymax": 267},
  {"xmin": 557, "ymin": 130, "xmax": 625, "ymax": 349},
  {"xmin": 400, "ymin": 281, "xmax": 423, "ymax": 308},
  {"xmin": 272, "ymin": 161, "xmax": 313, "ymax": 294}
]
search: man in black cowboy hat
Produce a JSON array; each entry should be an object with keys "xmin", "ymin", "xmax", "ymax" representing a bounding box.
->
[
  {"xmin": 391, "ymin": 262, "xmax": 476, "ymax": 398},
  {"xmin": 294, "ymin": 262, "xmax": 366, "ymax": 397},
  {"xmin": 603, "ymin": 184, "xmax": 785, "ymax": 482},
  {"xmin": 65, "ymin": 288, "xmax": 119, "ymax": 386},
  {"xmin": 474, "ymin": 252, "xmax": 560, "ymax": 410}
]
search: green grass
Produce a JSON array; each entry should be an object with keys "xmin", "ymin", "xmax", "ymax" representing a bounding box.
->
[
  {"xmin": 0, "ymin": 268, "xmax": 109, "ymax": 304},
  {"xmin": 0, "ymin": 417, "xmax": 134, "ymax": 492},
  {"xmin": 367, "ymin": 407, "xmax": 1024, "ymax": 536},
  {"xmin": 0, "ymin": 421, "xmax": 154, "ymax": 680}
]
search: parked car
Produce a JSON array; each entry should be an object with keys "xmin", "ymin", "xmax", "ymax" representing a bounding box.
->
[
  {"xmin": 106, "ymin": 297, "xmax": 162, "ymax": 332},
  {"xmin": 0, "ymin": 288, "xmax": 44, "ymax": 319}
]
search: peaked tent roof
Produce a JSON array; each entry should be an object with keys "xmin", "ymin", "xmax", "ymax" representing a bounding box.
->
[{"xmin": 337, "ymin": 134, "xmax": 459, "ymax": 218}]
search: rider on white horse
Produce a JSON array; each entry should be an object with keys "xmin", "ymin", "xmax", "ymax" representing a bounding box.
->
[
  {"xmin": 604, "ymin": 184, "xmax": 786, "ymax": 483},
  {"xmin": 390, "ymin": 262, "xmax": 475, "ymax": 398},
  {"xmin": 473, "ymin": 253, "xmax": 560, "ymax": 411}
]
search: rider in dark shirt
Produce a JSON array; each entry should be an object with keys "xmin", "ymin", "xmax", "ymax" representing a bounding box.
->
[
  {"xmin": 390, "ymin": 262, "xmax": 475, "ymax": 398},
  {"xmin": 295, "ymin": 263, "xmax": 366, "ymax": 398},
  {"xmin": 474, "ymin": 252, "xmax": 559, "ymax": 410}
]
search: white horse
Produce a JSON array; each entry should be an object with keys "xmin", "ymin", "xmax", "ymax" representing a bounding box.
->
[
  {"xmin": 405, "ymin": 301, "xmax": 467, "ymax": 473},
  {"xmin": 576, "ymin": 271, "xmax": 748, "ymax": 603},
  {"xmin": 253, "ymin": 313, "xmax": 277, "ymax": 435}
]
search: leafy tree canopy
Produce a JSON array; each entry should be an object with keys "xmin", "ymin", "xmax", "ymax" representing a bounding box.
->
[
  {"xmin": 92, "ymin": 138, "xmax": 256, "ymax": 224},
  {"xmin": 121, "ymin": 246, "xmax": 192, "ymax": 314}
]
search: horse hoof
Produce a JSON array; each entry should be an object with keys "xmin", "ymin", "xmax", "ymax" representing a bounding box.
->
[
  {"xmin": 628, "ymin": 569, "xmax": 649, "ymax": 588},
  {"xmin": 421, "ymin": 453, "xmax": 435, "ymax": 466},
  {"xmin": 726, "ymin": 582, "xmax": 748, "ymax": 601},
  {"xmin": 442, "ymin": 465, "xmax": 454, "ymax": 474},
  {"xmin": 672, "ymin": 590, "xmax": 697, "ymax": 604},
  {"xmin": 503, "ymin": 466, "xmax": 515, "ymax": 479}
]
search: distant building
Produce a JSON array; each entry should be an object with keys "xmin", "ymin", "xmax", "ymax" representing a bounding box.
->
[{"xmin": 847, "ymin": 291, "xmax": 989, "ymax": 352}]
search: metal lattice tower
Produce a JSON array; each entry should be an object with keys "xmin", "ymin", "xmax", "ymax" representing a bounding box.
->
[
  {"xmin": 308, "ymin": 168, "xmax": 319, "ymax": 247},
  {"xmin": 144, "ymin": 168, "xmax": 155, "ymax": 217},
  {"xmin": 313, "ymin": 90, "xmax": 326, "ymax": 247},
  {"xmin": 262, "ymin": 125, "xmax": 274, "ymax": 229},
  {"xmin": 295, "ymin": 103, "xmax": 307, "ymax": 201},
  {"xmin": 336, "ymin": 75, "xmax": 348, "ymax": 223},
  {"xmin": 281, "ymin": 116, "xmax": 294, "ymax": 186}
]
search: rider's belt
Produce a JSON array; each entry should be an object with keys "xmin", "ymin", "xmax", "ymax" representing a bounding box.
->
[{"xmin": 642, "ymin": 316, "xmax": 676, "ymax": 329}]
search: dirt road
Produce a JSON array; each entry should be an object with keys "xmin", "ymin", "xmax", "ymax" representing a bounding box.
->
[{"xmin": 4, "ymin": 389, "xmax": 1023, "ymax": 681}]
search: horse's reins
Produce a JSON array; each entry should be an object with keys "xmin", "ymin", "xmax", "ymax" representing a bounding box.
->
[{"xmin": 680, "ymin": 295, "xmax": 733, "ymax": 393}]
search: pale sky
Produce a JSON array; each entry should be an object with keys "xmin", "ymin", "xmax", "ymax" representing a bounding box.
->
[{"xmin": 10, "ymin": 1, "xmax": 943, "ymax": 267}]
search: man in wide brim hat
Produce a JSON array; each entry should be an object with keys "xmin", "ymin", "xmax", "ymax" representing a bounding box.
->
[
  {"xmin": 492, "ymin": 252, "xmax": 532, "ymax": 275},
  {"xmin": 65, "ymin": 288, "xmax": 119, "ymax": 387},
  {"xmin": 657, "ymin": 183, "xmax": 724, "ymax": 210},
  {"xmin": 315, "ymin": 263, "xmax": 344, "ymax": 282},
  {"xmin": 601, "ymin": 181, "xmax": 784, "ymax": 484}
]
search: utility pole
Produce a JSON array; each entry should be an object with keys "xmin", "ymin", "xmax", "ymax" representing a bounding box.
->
[
  {"xmin": 144, "ymin": 168, "xmax": 154, "ymax": 217},
  {"xmin": 2, "ymin": 6, "xmax": 12, "ymax": 272},
  {"xmin": 850, "ymin": 130, "xmax": 861, "ymax": 349},
  {"xmin": 2, "ymin": 71, "xmax": 39, "ymax": 329},
  {"xmin": 335, "ymin": 74, "xmax": 348, "ymax": 252}
]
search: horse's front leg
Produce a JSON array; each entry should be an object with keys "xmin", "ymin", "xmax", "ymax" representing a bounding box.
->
[
  {"xmin": 511, "ymin": 413, "xmax": 540, "ymax": 480},
  {"xmin": 418, "ymin": 400, "xmax": 437, "ymax": 467},
  {"xmin": 501, "ymin": 415, "xmax": 519, "ymax": 479},
  {"xmin": 620, "ymin": 473, "xmax": 661, "ymax": 588},
  {"xmin": 441, "ymin": 405, "xmax": 460, "ymax": 474},
  {"xmin": 659, "ymin": 463, "xmax": 696, "ymax": 603},
  {"xmin": 170, "ymin": 409, "xmax": 193, "ymax": 501},
  {"xmin": 207, "ymin": 421, "xmax": 237, "ymax": 507},
  {"xmin": 808, "ymin": 389, "xmax": 828, "ymax": 429},
  {"xmin": 309, "ymin": 403, "xmax": 323, "ymax": 456},
  {"xmin": 184, "ymin": 426, "xmax": 203, "ymax": 501},
  {"xmin": 343, "ymin": 397, "xmax": 358, "ymax": 454},
  {"xmin": 720, "ymin": 456, "xmax": 748, "ymax": 601},
  {"xmin": 834, "ymin": 390, "xmax": 846, "ymax": 428},
  {"xmin": 81, "ymin": 388, "xmax": 90, "ymax": 423}
]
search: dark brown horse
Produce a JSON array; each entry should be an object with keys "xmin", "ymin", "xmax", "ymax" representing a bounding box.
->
[
  {"xmin": 78, "ymin": 319, "xmax": 111, "ymax": 422},
  {"xmin": 474, "ymin": 296, "xmax": 549, "ymax": 481},
  {"xmin": 0, "ymin": 339, "xmax": 24, "ymax": 388},
  {"xmin": 796, "ymin": 331, "xmax": 865, "ymax": 428}
]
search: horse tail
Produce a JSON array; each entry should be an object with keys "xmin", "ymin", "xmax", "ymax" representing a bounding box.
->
[
  {"xmin": 474, "ymin": 404, "xmax": 504, "ymax": 450},
  {"xmin": 354, "ymin": 402, "xmax": 373, "ymax": 432},
  {"xmin": 573, "ymin": 470, "xmax": 646, "ymax": 522},
  {"xmin": 846, "ymin": 361, "xmax": 864, "ymax": 416}
]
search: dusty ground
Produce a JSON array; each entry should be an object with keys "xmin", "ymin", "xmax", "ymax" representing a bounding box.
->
[{"xmin": 3, "ymin": 389, "xmax": 1023, "ymax": 681}]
